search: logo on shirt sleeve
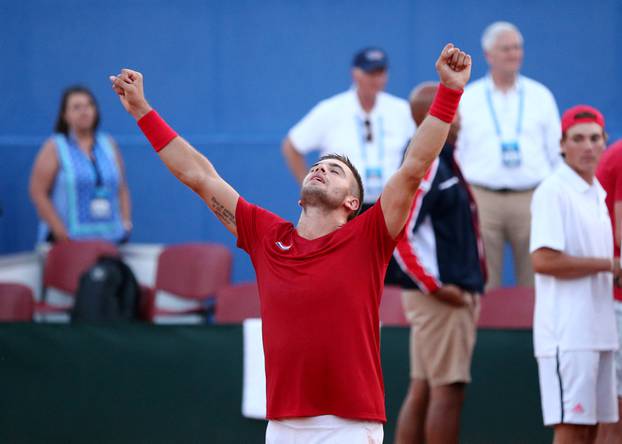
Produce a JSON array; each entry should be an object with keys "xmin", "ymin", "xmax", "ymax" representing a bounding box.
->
[{"xmin": 275, "ymin": 241, "xmax": 293, "ymax": 251}]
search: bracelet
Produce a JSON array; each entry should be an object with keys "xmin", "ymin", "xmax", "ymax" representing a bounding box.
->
[
  {"xmin": 429, "ymin": 83, "xmax": 463, "ymax": 123},
  {"xmin": 137, "ymin": 110, "xmax": 178, "ymax": 152}
]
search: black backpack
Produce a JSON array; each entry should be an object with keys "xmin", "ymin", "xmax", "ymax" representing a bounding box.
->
[{"xmin": 72, "ymin": 255, "xmax": 141, "ymax": 322}]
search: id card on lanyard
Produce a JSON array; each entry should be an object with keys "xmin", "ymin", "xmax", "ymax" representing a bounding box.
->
[
  {"xmin": 356, "ymin": 115, "xmax": 385, "ymax": 201},
  {"xmin": 89, "ymin": 149, "xmax": 113, "ymax": 220},
  {"xmin": 485, "ymin": 78, "xmax": 524, "ymax": 168}
]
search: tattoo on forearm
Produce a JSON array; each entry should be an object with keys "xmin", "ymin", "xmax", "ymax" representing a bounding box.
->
[{"xmin": 211, "ymin": 197, "xmax": 236, "ymax": 227}]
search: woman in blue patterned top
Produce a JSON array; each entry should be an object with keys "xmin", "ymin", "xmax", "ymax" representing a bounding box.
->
[{"xmin": 29, "ymin": 86, "xmax": 132, "ymax": 243}]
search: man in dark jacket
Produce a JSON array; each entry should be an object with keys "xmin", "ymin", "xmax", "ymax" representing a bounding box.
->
[{"xmin": 393, "ymin": 82, "xmax": 486, "ymax": 444}]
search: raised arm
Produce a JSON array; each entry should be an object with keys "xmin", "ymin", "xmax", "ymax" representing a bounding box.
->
[
  {"xmin": 381, "ymin": 44, "xmax": 471, "ymax": 238},
  {"xmin": 109, "ymin": 69, "xmax": 240, "ymax": 237}
]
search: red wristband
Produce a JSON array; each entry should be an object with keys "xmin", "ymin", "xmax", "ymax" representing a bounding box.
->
[
  {"xmin": 428, "ymin": 83, "xmax": 463, "ymax": 123},
  {"xmin": 137, "ymin": 110, "xmax": 178, "ymax": 152}
]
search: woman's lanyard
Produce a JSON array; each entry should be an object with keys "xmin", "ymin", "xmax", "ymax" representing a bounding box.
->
[
  {"xmin": 485, "ymin": 77, "xmax": 524, "ymax": 168},
  {"xmin": 86, "ymin": 142, "xmax": 112, "ymax": 219},
  {"xmin": 71, "ymin": 134, "xmax": 105, "ymax": 189},
  {"xmin": 89, "ymin": 146, "xmax": 104, "ymax": 188}
]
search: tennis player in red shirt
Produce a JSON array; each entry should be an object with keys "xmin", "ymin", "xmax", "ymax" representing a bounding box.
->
[{"xmin": 110, "ymin": 43, "xmax": 471, "ymax": 443}]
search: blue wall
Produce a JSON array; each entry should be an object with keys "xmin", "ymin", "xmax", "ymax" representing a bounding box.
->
[{"xmin": 1, "ymin": 0, "xmax": 621, "ymax": 283}]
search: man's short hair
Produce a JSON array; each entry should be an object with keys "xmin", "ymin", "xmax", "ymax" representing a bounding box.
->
[
  {"xmin": 318, "ymin": 153, "xmax": 364, "ymax": 220},
  {"xmin": 481, "ymin": 21, "xmax": 523, "ymax": 52},
  {"xmin": 408, "ymin": 81, "xmax": 438, "ymax": 105}
]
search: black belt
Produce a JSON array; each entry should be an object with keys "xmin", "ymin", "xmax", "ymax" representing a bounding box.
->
[{"xmin": 473, "ymin": 184, "xmax": 536, "ymax": 193}]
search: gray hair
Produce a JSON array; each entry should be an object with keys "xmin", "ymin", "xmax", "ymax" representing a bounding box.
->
[{"xmin": 481, "ymin": 21, "xmax": 523, "ymax": 52}]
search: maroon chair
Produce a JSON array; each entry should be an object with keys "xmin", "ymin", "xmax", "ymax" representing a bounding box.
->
[
  {"xmin": 0, "ymin": 283, "xmax": 35, "ymax": 322},
  {"xmin": 44, "ymin": 240, "xmax": 119, "ymax": 294},
  {"xmin": 477, "ymin": 286, "xmax": 535, "ymax": 329},
  {"xmin": 379, "ymin": 285, "xmax": 409, "ymax": 327},
  {"xmin": 214, "ymin": 282, "xmax": 261, "ymax": 324},
  {"xmin": 149, "ymin": 243, "xmax": 233, "ymax": 323},
  {"xmin": 37, "ymin": 240, "xmax": 119, "ymax": 318}
]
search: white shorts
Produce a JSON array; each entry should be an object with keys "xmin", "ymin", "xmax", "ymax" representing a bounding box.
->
[
  {"xmin": 615, "ymin": 301, "xmax": 622, "ymax": 397},
  {"xmin": 265, "ymin": 415, "xmax": 383, "ymax": 444},
  {"xmin": 537, "ymin": 350, "xmax": 619, "ymax": 425}
]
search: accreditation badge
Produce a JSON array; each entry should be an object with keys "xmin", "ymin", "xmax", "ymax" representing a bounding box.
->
[
  {"xmin": 89, "ymin": 188, "xmax": 112, "ymax": 220},
  {"xmin": 500, "ymin": 140, "xmax": 521, "ymax": 168}
]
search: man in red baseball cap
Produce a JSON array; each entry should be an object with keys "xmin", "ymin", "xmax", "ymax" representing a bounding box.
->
[
  {"xmin": 530, "ymin": 105, "xmax": 620, "ymax": 443},
  {"xmin": 596, "ymin": 130, "xmax": 622, "ymax": 442}
]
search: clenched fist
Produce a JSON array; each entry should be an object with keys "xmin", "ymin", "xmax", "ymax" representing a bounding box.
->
[
  {"xmin": 109, "ymin": 69, "xmax": 152, "ymax": 120},
  {"xmin": 435, "ymin": 44, "xmax": 472, "ymax": 91}
]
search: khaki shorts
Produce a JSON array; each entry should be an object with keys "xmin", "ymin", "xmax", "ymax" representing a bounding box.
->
[{"xmin": 402, "ymin": 289, "xmax": 480, "ymax": 386}]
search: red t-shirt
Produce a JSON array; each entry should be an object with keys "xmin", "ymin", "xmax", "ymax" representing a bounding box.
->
[
  {"xmin": 236, "ymin": 197, "xmax": 398, "ymax": 423},
  {"xmin": 596, "ymin": 140, "xmax": 622, "ymax": 301}
]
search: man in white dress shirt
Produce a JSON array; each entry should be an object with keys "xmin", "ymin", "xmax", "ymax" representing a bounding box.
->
[
  {"xmin": 531, "ymin": 105, "xmax": 619, "ymax": 443},
  {"xmin": 282, "ymin": 47, "xmax": 415, "ymax": 210},
  {"xmin": 457, "ymin": 21, "xmax": 561, "ymax": 289}
]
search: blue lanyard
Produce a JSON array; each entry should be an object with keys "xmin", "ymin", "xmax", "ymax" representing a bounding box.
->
[
  {"xmin": 68, "ymin": 134, "xmax": 104, "ymax": 188},
  {"xmin": 485, "ymin": 78, "xmax": 524, "ymax": 140},
  {"xmin": 355, "ymin": 115, "xmax": 385, "ymax": 167},
  {"xmin": 89, "ymin": 146, "xmax": 104, "ymax": 188}
]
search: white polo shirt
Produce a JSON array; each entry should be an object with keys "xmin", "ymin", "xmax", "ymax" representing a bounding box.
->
[
  {"xmin": 530, "ymin": 162, "xmax": 618, "ymax": 357},
  {"xmin": 457, "ymin": 75, "xmax": 561, "ymax": 190},
  {"xmin": 289, "ymin": 89, "xmax": 415, "ymax": 202}
]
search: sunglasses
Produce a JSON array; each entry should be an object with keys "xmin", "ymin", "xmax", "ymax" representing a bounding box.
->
[{"xmin": 364, "ymin": 119, "xmax": 373, "ymax": 142}]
